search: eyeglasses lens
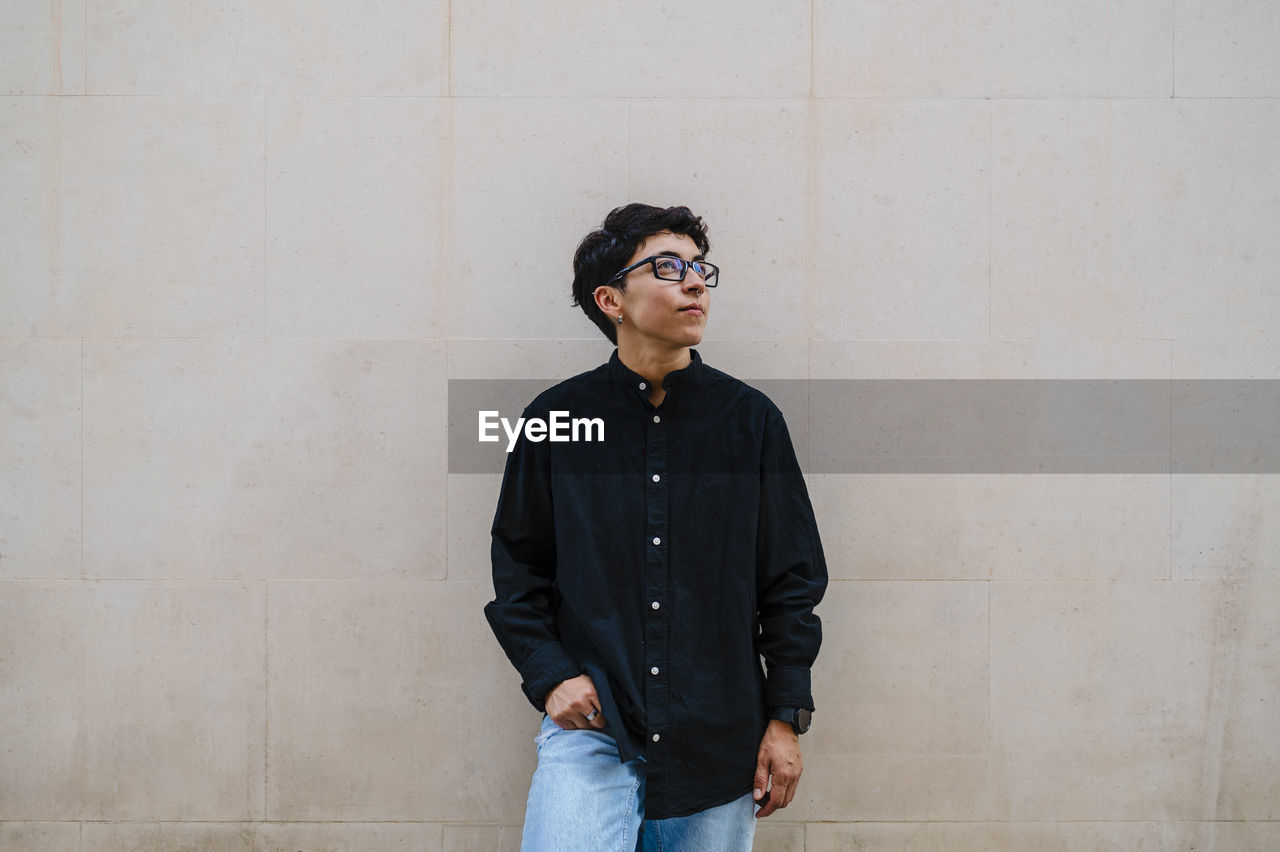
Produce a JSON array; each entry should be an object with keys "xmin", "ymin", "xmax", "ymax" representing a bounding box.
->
[
  {"xmin": 653, "ymin": 258, "xmax": 684, "ymax": 279},
  {"xmin": 652, "ymin": 258, "xmax": 718, "ymax": 286}
]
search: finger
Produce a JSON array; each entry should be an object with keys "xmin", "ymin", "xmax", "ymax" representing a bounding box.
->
[
  {"xmin": 782, "ymin": 776, "xmax": 798, "ymax": 808},
  {"xmin": 754, "ymin": 788, "xmax": 781, "ymax": 819},
  {"xmin": 770, "ymin": 778, "xmax": 792, "ymax": 810},
  {"xmin": 753, "ymin": 763, "xmax": 769, "ymax": 804}
]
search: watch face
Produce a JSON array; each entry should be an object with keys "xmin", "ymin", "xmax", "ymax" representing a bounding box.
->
[{"xmin": 796, "ymin": 708, "xmax": 812, "ymax": 733}]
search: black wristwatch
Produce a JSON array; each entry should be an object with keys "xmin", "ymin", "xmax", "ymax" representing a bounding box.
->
[{"xmin": 769, "ymin": 706, "xmax": 812, "ymax": 735}]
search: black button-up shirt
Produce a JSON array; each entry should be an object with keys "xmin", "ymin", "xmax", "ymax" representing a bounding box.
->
[{"xmin": 484, "ymin": 347, "xmax": 828, "ymax": 819}]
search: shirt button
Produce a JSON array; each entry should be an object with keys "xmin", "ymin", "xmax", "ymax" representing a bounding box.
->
[
  {"xmin": 652, "ymin": 733, "xmax": 661, "ymax": 742},
  {"xmin": 652, "ymin": 474, "xmax": 660, "ymax": 483},
  {"xmin": 650, "ymin": 666, "xmax": 660, "ymax": 675},
  {"xmin": 638, "ymin": 382, "xmax": 647, "ymax": 390},
  {"xmin": 653, "ymin": 415, "xmax": 661, "ymax": 423},
  {"xmin": 652, "ymin": 536, "xmax": 661, "ymax": 546},
  {"xmin": 651, "ymin": 601, "xmax": 661, "ymax": 610}
]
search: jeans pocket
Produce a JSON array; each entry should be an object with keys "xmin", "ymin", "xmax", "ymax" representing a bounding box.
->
[{"xmin": 534, "ymin": 720, "xmax": 561, "ymax": 750}]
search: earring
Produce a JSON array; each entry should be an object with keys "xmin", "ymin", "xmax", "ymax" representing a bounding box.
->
[{"xmin": 617, "ymin": 315, "xmax": 623, "ymax": 325}]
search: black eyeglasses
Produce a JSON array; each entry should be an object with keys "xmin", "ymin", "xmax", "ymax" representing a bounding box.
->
[{"xmin": 607, "ymin": 255, "xmax": 719, "ymax": 287}]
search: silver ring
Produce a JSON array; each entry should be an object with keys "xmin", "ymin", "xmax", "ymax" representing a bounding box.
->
[{"xmin": 584, "ymin": 709, "xmax": 599, "ymax": 722}]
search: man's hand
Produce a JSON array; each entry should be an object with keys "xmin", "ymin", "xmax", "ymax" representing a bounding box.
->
[
  {"xmin": 753, "ymin": 720, "xmax": 802, "ymax": 818},
  {"xmin": 545, "ymin": 674, "xmax": 606, "ymax": 730}
]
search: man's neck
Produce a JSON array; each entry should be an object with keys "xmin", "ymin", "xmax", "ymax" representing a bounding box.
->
[{"xmin": 616, "ymin": 342, "xmax": 693, "ymax": 393}]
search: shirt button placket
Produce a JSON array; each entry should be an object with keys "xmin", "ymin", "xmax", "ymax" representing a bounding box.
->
[{"xmin": 643, "ymin": 392, "xmax": 669, "ymax": 769}]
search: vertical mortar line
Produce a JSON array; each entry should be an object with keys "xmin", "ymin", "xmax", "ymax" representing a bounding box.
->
[
  {"xmin": 80, "ymin": 336, "xmax": 84, "ymax": 580},
  {"xmin": 436, "ymin": 90, "xmax": 454, "ymax": 354},
  {"xmin": 443, "ymin": 343, "xmax": 450, "ymax": 580},
  {"xmin": 1168, "ymin": 343, "xmax": 1173, "ymax": 581},
  {"xmin": 806, "ymin": 338, "xmax": 812, "ymax": 469},
  {"xmin": 446, "ymin": 0, "xmax": 453, "ymax": 97},
  {"xmin": 804, "ymin": 86, "xmax": 819, "ymax": 353},
  {"xmin": 1199, "ymin": 578, "xmax": 1244, "ymax": 823},
  {"xmin": 987, "ymin": 102, "xmax": 993, "ymax": 340},
  {"xmin": 262, "ymin": 94, "xmax": 268, "ymax": 336},
  {"xmin": 83, "ymin": 0, "xmax": 87, "ymax": 94},
  {"xmin": 625, "ymin": 100, "xmax": 633, "ymax": 199},
  {"xmin": 52, "ymin": 0, "xmax": 63, "ymax": 93},
  {"xmin": 808, "ymin": 0, "xmax": 815, "ymax": 99},
  {"xmin": 1170, "ymin": 2, "xmax": 1176, "ymax": 98},
  {"xmin": 263, "ymin": 579, "xmax": 270, "ymax": 819}
]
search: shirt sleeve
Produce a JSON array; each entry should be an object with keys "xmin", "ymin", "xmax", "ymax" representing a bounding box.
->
[
  {"xmin": 755, "ymin": 406, "xmax": 829, "ymax": 712},
  {"xmin": 483, "ymin": 402, "xmax": 582, "ymax": 712}
]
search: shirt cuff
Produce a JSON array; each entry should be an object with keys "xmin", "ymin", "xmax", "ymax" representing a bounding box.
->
[
  {"xmin": 763, "ymin": 665, "xmax": 814, "ymax": 711},
  {"xmin": 518, "ymin": 643, "xmax": 583, "ymax": 713}
]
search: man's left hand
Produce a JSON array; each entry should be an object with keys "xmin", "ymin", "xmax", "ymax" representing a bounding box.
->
[{"xmin": 752, "ymin": 719, "xmax": 802, "ymax": 818}]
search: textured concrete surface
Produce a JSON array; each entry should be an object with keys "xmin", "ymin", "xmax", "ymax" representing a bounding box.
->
[{"xmin": 2, "ymin": 1, "xmax": 1279, "ymax": 848}]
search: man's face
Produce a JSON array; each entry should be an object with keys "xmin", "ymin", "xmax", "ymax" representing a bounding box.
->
[{"xmin": 605, "ymin": 231, "xmax": 710, "ymax": 350}]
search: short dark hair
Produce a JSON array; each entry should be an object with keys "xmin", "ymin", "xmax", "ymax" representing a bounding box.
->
[{"xmin": 571, "ymin": 204, "xmax": 711, "ymax": 345}]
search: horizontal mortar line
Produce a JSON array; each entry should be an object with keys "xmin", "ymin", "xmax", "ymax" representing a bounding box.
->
[
  {"xmin": 6, "ymin": 577, "xmax": 1238, "ymax": 584},
  {"xmin": 7, "ymin": 92, "xmax": 1279, "ymax": 101},
  {"xmin": 396, "ymin": 93, "xmax": 1280, "ymax": 102},
  {"xmin": 30, "ymin": 818, "xmax": 1273, "ymax": 824},
  {"xmin": 38, "ymin": 819, "xmax": 497, "ymax": 825},
  {"xmin": 0, "ymin": 577, "xmax": 459, "ymax": 583},
  {"xmin": 798, "ymin": 819, "xmax": 1215, "ymax": 823}
]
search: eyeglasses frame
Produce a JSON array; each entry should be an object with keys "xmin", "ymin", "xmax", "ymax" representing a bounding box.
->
[{"xmin": 605, "ymin": 255, "xmax": 720, "ymax": 287}]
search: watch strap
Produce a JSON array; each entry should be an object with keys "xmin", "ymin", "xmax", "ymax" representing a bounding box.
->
[{"xmin": 768, "ymin": 706, "xmax": 812, "ymax": 734}]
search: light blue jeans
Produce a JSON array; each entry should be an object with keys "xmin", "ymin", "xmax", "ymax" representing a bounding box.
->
[{"xmin": 521, "ymin": 713, "xmax": 758, "ymax": 852}]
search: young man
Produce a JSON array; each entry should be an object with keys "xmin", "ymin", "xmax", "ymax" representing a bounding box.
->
[{"xmin": 484, "ymin": 204, "xmax": 827, "ymax": 851}]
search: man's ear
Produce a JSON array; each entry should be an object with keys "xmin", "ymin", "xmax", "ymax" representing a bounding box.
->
[{"xmin": 593, "ymin": 285, "xmax": 621, "ymax": 316}]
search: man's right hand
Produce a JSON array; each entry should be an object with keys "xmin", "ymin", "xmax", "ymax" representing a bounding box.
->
[{"xmin": 545, "ymin": 674, "xmax": 606, "ymax": 730}]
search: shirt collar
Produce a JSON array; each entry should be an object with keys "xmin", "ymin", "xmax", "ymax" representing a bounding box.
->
[{"xmin": 608, "ymin": 348, "xmax": 703, "ymax": 398}]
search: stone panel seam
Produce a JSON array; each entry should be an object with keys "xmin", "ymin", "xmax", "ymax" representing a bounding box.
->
[
  {"xmin": 1200, "ymin": 581, "xmax": 1246, "ymax": 821},
  {"xmin": 438, "ymin": 101, "xmax": 454, "ymax": 343},
  {"xmin": 808, "ymin": 0, "xmax": 815, "ymax": 100},
  {"xmin": 262, "ymin": 94, "xmax": 268, "ymax": 336},
  {"xmin": 803, "ymin": 99, "xmax": 818, "ymax": 344},
  {"xmin": 80, "ymin": 337, "xmax": 84, "ymax": 580},
  {"xmin": 264, "ymin": 581, "xmax": 272, "ymax": 821},
  {"xmin": 51, "ymin": 0, "xmax": 63, "ymax": 93},
  {"xmin": 987, "ymin": 104, "xmax": 993, "ymax": 340},
  {"xmin": 443, "ymin": 374, "xmax": 451, "ymax": 579}
]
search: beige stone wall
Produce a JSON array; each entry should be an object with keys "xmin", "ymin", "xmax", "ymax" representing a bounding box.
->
[{"xmin": 3, "ymin": 2, "xmax": 1279, "ymax": 850}]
